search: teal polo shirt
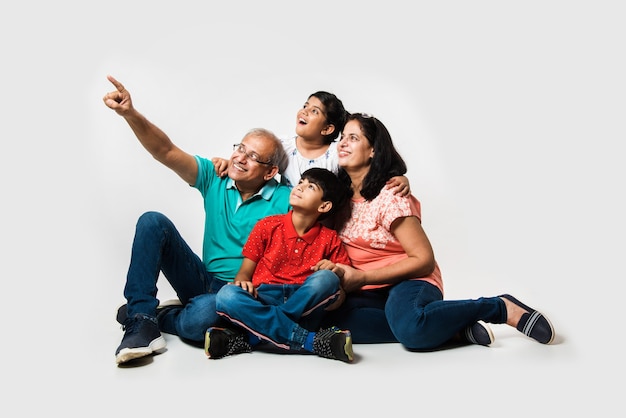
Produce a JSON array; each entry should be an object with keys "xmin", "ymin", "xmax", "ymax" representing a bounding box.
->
[{"xmin": 193, "ymin": 156, "xmax": 291, "ymax": 281}]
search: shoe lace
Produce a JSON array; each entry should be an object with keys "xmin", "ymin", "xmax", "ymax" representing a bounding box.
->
[
  {"xmin": 120, "ymin": 318, "xmax": 136, "ymax": 332},
  {"xmin": 120, "ymin": 314, "xmax": 150, "ymax": 332}
]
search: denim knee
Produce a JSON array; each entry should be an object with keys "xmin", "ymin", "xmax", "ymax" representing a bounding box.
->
[
  {"xmin": 391, "ymin": 319, "xmax": 431, "ymax": 349},
  {"xmin": 136, "ymin": 211, "xmax": 169, "ymax": 230},
  {"xmin": 175, "ymin": 293, "xmax": 219, "ymax": 341},
  {"xmin": 215, "ymin": 284, "xmax": 243, "ymax": 314},
  {"xmin": 305, "ymin": 270, "xmax": 340, "ymax": 292},
  {"xmin": 385, "ymin": 280, "xmax": 441, "ymax": 349}
]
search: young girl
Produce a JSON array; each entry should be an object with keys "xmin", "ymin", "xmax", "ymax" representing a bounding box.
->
[{"xmin": 213, "ymin": 91, "xmax": 411, "ymax": 195}]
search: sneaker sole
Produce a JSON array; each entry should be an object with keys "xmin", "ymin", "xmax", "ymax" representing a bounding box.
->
[
  {"xmin": 159, "ymin": 299, "xmax": 183, "ymax": 308},
  {"xmin": 343, "ymin": 333, "xmax": 354, "ymax": 362},
  {"xmin": 204, "ymin": 328, "xmax": 216, "ymax": 357},
  {"xmin": 115, "ymin": 336, "xmax": 167, "ymax": 364}
]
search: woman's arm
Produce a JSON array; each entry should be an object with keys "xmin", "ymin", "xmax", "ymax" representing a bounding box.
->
[{"xmin": 339, "ymin": 216, "xmax": 436, "ymax": 293}]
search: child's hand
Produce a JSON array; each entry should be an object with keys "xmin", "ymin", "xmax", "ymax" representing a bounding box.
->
[
  {"xmin": 231, "ymin": 280, "xmax": 257, "ymax": 297},
  {"xmin": 385, "ymin": 175, "xmax": 411, "ymax": 197},
  {"xmin": 312, "ymin": 259, "xmax": 345, "ymax": 278},
  {"xmin": 211, "ymin": 157, "xmax": 229, "ymax": 178}
]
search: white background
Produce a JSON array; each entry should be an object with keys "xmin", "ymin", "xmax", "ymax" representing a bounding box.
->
[{"xmin": 1, "ymin": 1, "xmax": 623, "ymax": 416}]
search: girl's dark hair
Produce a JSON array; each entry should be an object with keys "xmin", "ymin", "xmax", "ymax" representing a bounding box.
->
[
  {"xmin": 338, "ymin": 113, "xmax": 407, "ymax": 201},
  {"xmin": 309, "ymin": 91, "xmax": 347, "ymax": 145},
  {"xmin": 300, "ymin": 168, "xmax": 350, "ymax": 221}
]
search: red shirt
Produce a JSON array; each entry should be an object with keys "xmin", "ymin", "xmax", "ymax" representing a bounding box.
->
[{"xmin": 243, "ymin": 212, "xmax": 351, "ymax": 286}]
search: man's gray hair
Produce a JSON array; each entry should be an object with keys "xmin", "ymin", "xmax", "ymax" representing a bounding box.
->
[{"xmin": 245, "ymin": 128, "xmax": 289, "ymax": 174}]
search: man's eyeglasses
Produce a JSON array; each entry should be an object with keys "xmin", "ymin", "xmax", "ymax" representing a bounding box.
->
[{"xmin": 232, "ymin": 143, "xmax": 273, "ymax": 165}]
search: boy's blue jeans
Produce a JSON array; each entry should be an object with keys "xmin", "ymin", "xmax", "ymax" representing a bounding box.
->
[
  {"xmin": 122, "ymin": 211, "xmax": 227, "ymax": 342},
  {"xmin": 324, "ymin": 280, "xmax": 508, "ymax": 349},
  {"xmin": 215, "ymin": 270, "xmax": 342, "ymax": 350}
]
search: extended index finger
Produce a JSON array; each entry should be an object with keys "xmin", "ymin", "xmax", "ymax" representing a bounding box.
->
[{"xmin": 106, "ymin": 74, "xmax": 126, "ymax": 93}]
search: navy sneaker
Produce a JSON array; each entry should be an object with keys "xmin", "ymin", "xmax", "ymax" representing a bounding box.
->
[
  {"xmin": 312, "ymin": 327, "xmax": 353, "ymax": 363},
  {"xmin": 204, "ymin": 327, "xmax": 252, "ymax": 359},
  {"xmin": 463, "ymin": 321, "xmax": 494, "ymax": 346},
  {"xmin": 115, "ymin": 314, "xmax": 166, "ymax": 364},
  {"xmin": 116, "ymin": 299, "xmax": 183, "ymax": 325}
]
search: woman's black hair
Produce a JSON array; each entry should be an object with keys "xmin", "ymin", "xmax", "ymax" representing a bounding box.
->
[
  {"xmin": 309, "ymin": 91, "xmax": 347, "ymax": 145},
  {"xmin": 338, "ymin": 113, "xmax": 407, "ymax": 201}
]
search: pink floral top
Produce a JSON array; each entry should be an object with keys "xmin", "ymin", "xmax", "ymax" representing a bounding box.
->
[{"xmin": 338, "ymin": 187, "xmax": 443, "ymax": 293}]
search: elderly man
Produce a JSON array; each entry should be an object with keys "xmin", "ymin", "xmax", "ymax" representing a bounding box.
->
[{"xmin": 103, "ymin": 75, "xmax": 291, "ymax": 365}]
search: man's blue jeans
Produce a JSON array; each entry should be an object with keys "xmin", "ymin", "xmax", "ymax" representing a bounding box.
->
[
  {"xmin": 216, "ymin": 270, "xmax": 342, "ymax": 350},
  {"xmin": 123, "ymin": 211, "xmax": 226, "ymax": 342}
]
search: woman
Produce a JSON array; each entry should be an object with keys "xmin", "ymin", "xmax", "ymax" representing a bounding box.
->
[{"xmin": 323, "ymin": 113, "xmax": 555, "ymax": 350}]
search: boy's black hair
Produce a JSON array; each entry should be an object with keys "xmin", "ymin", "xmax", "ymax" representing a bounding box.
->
[
  {"xmin": 300, "ymin": 168, "xmax": 350, "ymax": 221},
  {"xmin": 309, "ymin": 91, "xmax": 347, "ymax": 145}
]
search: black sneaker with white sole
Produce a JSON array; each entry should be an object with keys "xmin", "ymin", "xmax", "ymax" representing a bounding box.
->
[{"xmin": 115, "ymin": 314, "xmax": 166, "ymax": 365}]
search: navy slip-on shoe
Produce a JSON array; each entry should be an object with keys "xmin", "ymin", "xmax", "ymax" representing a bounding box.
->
[
  {"xmin": 500, "ymin": 294, "xmax": 555, "ymax": 344},
  {"xmin": 463, "ymin": 320, "xmax": 495, "ymax": 346}
]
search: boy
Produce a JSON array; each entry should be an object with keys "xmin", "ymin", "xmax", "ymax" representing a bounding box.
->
[{"xmin": 205, "ymin": 168, "xmax": 354, "ymax": 362}]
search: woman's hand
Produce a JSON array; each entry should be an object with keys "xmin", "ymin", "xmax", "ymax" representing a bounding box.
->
[{"xmin": 335, "ymin": 263, "xmax": 367, "ymax": 293}]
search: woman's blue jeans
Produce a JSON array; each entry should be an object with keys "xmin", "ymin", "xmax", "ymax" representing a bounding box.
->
[
  {"xmin": 323, "ymin": 280, "xmax": 508, "ymax": 349},
  {"xmin": 122, "ymin": 211, "xmax": 226, "ymax": 342},
  {"xmin": 216, "ymin": 270, "xmax": 342, "ymax": 350}
]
